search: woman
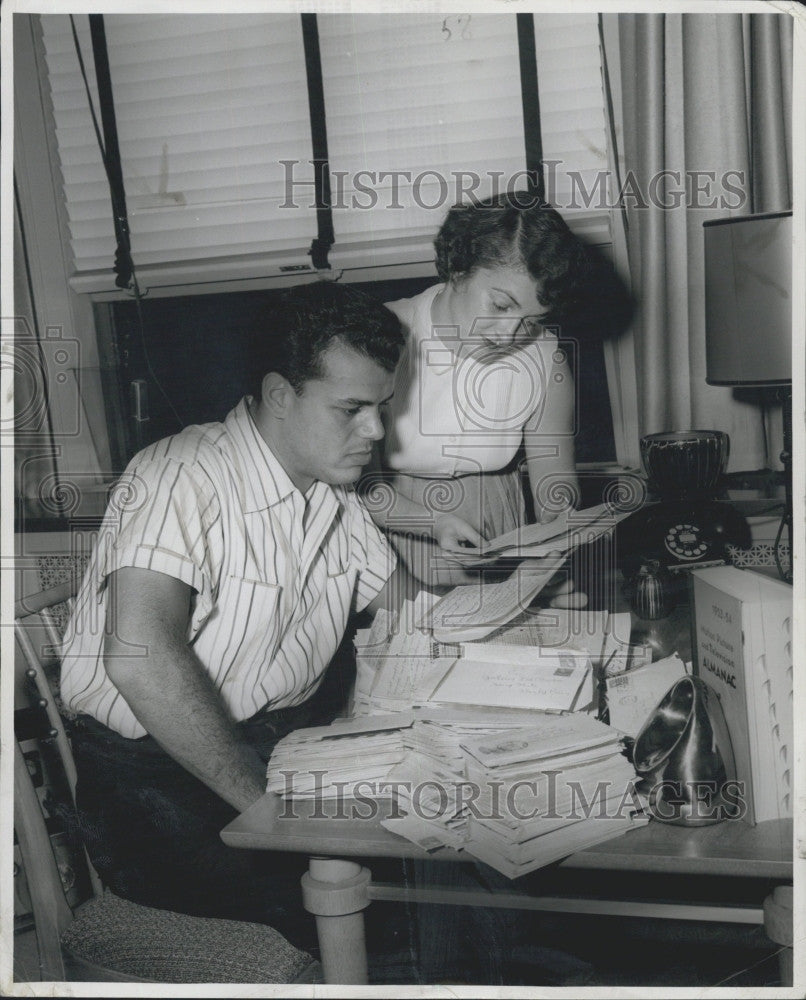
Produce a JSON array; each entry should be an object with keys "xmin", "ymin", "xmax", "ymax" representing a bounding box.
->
[
  {"xmin": 359, "ymin": 194, "xmax": 630, "ymax": 982},
  {"xmin": 361, "ymin": 192, "xmax": 613, "ymax": 590}
]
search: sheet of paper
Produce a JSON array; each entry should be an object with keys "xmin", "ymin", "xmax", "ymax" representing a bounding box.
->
[
  {"xmin": 427, "ymin": 651, "xmax": 589, "ymax": 713},
  {"xmin": 420, "ymin": 556, "xmax": 567, "ymax": 643},
  {"xmin": 312, "ymin": 711, "xmax": 415, "ymax": 739},
  {"xmin": 353, "ymin": 693, "xmax": 419, "ymax": 715},
  {"xmin": 604, "ymin": 610, "xmax": 633, "ymax": 650},
  {"xmin": 368, "ymin": 624, "xmax": 444, "ymax": 701},
  {"xmin": 445, "ymin": 505, "xmax": 635, "ymax": 571},
  {"xmin": 356, "ymin": 592, "xmax": 455, "ymax": 709},
  {"xmin": 380, "ymin": 811, "xmax": 465, "ymax": 852},
  {"xmin": 463, "ymin": 608, "xmax": 611, "ymax": 664},
  {"xmin": 450, "ymin": 642, "xmax": 592, "ymax": 672},
  {"xmin": 477, "ymin": 506, "xmax": 592, "ymax": 554},
  {"xmin": 473, "ymin": 503, "xmax": 630, "ymax": 556},
  {"xmin": 412, "ymin": 704, "xmax": 546, "ymax": 727},
  {"xmin": 361, "ymin": 606, "xmax": 395, "ymax": 652},
  {"xmin": 498, "ymin": 509, "xmax": 633, "ymax": 559}
]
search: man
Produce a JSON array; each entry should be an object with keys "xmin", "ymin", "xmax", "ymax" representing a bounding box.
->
[{"xmin": 59, "ymin": 281, "xmax": 405, "ymax": 945}]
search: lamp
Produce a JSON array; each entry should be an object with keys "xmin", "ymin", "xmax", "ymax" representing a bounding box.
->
[{"xmin": 703, "ymin": 212, "xmax": 793, "ymax": 582}]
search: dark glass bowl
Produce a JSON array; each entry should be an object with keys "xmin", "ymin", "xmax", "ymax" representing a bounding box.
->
[{"xmin": 640, "ymin": 430, "xmax": 729, "ymax": 497}]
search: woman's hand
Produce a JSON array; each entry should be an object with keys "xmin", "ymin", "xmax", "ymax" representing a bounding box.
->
[{"xmin": 432, "ymin": 512, "xmax": 486, "ymax": 558}]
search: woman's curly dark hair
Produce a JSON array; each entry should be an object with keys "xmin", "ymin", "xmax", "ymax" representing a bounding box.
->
[{"xmin": 433, "ymin": 192, "xmax": 632, "ymax": 335}]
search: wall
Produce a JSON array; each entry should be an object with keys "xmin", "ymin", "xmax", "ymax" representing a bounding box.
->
[{"xmin": 13, "ymin": 15, "xmax": 112, "ymax": 525}]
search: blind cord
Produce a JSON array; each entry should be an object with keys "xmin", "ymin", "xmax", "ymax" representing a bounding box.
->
[
  {"xmin": 300, "ymin": 14, "xmax": 334, "ymax": 270},
  {"xmin": 69, "ymin": 14, "xmax": 184, "ymax": 436}
]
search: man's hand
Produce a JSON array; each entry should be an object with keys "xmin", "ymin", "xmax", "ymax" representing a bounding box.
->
[
  {"xmin": 540, "ymin": 551, "xmax": 588, "ymax": 609},
  {"xmin": 542, "ymin": 575, "xmax": 589, "ymax": 609},
  {"xmin": 104, "ymin": 567, "xmax": 267, "ymax": 814}
]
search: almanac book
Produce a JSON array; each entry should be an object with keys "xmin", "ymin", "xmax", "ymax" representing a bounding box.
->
[{"xmin": 691, "ymin": 566, "xmax": 793, "ymax": 825}]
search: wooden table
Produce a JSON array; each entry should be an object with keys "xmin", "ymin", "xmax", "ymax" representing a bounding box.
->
[{"xmin": 221, "ymin": 793, "xmax": 793, "ymax": 984}]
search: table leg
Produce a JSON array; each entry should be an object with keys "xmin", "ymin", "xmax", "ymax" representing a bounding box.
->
[
  {"xmin": 301, "ymin": 857, "xmax": 371, "ymax": 984},
  {"xmin": 763, "ymin": 885, "xmax": 793, "ymax": 986}
]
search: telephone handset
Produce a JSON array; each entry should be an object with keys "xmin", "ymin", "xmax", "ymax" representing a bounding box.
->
[{"xmin": 616, "ymin": 499, "xmax": 752, "ymax": 575}]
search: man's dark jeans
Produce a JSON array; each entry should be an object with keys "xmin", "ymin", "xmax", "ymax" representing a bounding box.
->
[{"xmin": 68, "ymin": 651, "xmax": 355, "ymax": 952}]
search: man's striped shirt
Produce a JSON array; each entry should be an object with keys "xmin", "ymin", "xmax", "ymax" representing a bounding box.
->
[{"xmin": 60, "ymin": 398, "xmax": 396, "ymax": 739}]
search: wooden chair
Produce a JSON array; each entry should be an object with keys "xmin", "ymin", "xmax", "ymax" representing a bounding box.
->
[{"xmin": 14, "ymin": 579, "xmax": 322, "ymax": 985}]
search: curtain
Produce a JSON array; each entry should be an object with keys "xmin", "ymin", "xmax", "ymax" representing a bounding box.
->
[{"xmin": 607, "ymin": 12, "xmax": 792, "ymax": 472}]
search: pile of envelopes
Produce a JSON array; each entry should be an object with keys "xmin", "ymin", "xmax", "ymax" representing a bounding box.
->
[
  {"xmin": 381, "ymin": 705, "xmax": 549, "ymax": 851},
  {"xmin": 459, "ymin": 713, "xmax": 648, "ymax": 878},
  {"xmin": 266, "ymin": 712, "xmax": 410, "ymax": 799},
  {"xmin": 265, "ymin": 709, "xmax": 648, "ymax": 876},
  {"xmin": 264, "ymin": 503, "xmax": 652, "ymax": 875},
  {"xmin": 353, "ymin": 595, "xmax": 635, "ymax": 717}
]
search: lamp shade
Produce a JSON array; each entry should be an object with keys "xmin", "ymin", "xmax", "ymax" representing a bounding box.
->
[{"xmin": 703, "ymin": 212, "xmax": 792, "ymax": 386}]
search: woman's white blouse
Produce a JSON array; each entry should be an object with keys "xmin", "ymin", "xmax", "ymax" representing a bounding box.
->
[{"xmin": 383, "ymin": 284, "xmax": 550, "ymax": 477}]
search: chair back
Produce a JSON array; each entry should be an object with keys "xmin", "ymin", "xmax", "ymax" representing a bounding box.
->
[
  {"xmin": 14, "ymin": 741, "xmax": 73, "ymax": 980},
  {"xmin": 14, "ymin": 578, "xmax": 102, "ymax": 979},
  {"xmin": 14, "ymin": 577, "xmax": 322, "ymax": 986},
  {"xmin": 15, "ymin": 581, "xmax": 82, "ymax": 803}
]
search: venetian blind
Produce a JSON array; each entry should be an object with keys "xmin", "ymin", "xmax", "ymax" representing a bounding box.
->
[
  {"xmin": 317, "ymin": 14, "xmax": 528, "ymax": 269},
  {"xmin": 533, "ymin": 14, "xmax": 613, "ymax": 247},
  {"xmin": 38, "ymin": 14, "xmax": 316, "ymax": 290},
  {"xmin": 39, "ymin": 12, "xmax": 612, "ymax": 290}
]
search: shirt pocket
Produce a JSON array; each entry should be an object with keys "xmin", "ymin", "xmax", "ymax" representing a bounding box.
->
[
  {"xmin": 325, "ymin": 520, "xmax": 352, "ymax": 578},
  {"xmin": 319, "ymin": 566, "xmax": 356, "ymax": 643}
]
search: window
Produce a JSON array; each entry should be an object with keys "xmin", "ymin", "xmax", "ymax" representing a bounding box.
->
[
  {"xmin": 532, "ymin": 14, "xmax": 612, "ymax": 246},
  {"xmin": 39, "ymin": 14, "xmax": 317, "ymax": 285},
  {"xmin": 39, "ymin": 11, "xmax": 615, "ymax": 287},
  {"xmin": 29, "ymin": 11, "xmax": 629, "ymax": 468}
]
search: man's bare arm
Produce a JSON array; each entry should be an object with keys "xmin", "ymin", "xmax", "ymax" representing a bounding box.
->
[{"xmin": 103, "ymin": 567, "xmax": 267, "ymax": 813}]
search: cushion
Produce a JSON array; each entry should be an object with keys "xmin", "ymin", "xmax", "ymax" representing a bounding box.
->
[{"xmin": 61, "ymin": 889, "xmax": 319, "ymax": 983}]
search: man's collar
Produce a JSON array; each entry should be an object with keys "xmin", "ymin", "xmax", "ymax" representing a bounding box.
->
[{"xmin": 224, "ymin": 397, "xmax": 323, "ymax": 513}]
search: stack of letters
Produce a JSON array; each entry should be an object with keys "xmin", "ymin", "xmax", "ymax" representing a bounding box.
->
[
  {"xmin": 460, "ymin": 713, "xmax": 648, "ymax": 877},
  {"xmin": 266, "ymin": 504, "xmax": 651, "ymax": 875},
  {"xmin": 265, "ymin": 708, "xmax": 648, "ymax": 877},
  {"xmin": 353, "ymin": 596, "xmax": 634, "ymax": 719},
  {"xmin": 380, "ymin": 704, "xmax": 552, "ymax": 850},
  {"xmin": 266, "ymin": 712, "xmax": 412, "ymax": 799}
]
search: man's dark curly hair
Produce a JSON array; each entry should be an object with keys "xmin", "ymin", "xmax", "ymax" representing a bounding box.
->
[
  {"xmin": 433, "ymin": 192, "xmax": 629, "ymax": 332},
  {"xmin": 249, "ymin": 281, "xmax": 404, "ymax": 397}
]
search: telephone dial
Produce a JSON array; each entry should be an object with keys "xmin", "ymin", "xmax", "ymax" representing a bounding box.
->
[{"xmin": 615, "ymin": 498, "xmax": 752, "ymax": 578}]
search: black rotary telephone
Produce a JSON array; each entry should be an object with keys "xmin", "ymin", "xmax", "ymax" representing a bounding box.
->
[{"xmin": 615, "ymin": 498, "xmax": 752, "ymax": 578}]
